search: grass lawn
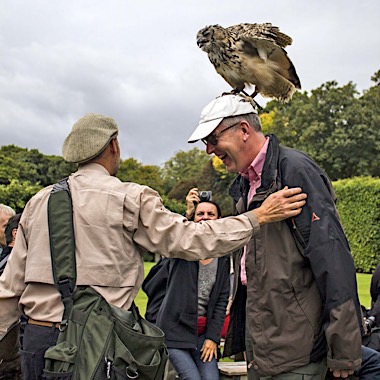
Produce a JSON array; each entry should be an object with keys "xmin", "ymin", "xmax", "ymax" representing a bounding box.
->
[
  {"xmin": 135, "ymin": 262, "xmax": 373, "ymax": 316},
  {"xmin": 134, "ymin": 261, "xmax": 155, "ymax": 316},
  {"xmin": 357, "ymin": 272, "xmax": 372, "ymax": 309}
]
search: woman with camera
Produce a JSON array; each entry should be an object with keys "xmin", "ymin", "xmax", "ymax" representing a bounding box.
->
[{"xmin": 142, "ymin": 188, "xmax": 229, "ymax": 380}]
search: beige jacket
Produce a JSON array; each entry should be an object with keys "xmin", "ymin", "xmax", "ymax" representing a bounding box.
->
[{"xmin": 0, "ymin": 163, "xmax": 259, "ymax": 336}]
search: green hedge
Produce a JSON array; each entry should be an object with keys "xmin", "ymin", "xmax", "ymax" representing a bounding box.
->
[{"xmin": 334, "ymin": 177, "xmax": 380, "ymax": 273}]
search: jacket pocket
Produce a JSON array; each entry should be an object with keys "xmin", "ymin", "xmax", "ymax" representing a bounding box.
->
[
  {"xmin": 291, "ymin": 277, "xmax": 322, "ymax": 336},
  {"xmin": 164, "ymin": 313, "xmax": 197, "ymax": 343}
]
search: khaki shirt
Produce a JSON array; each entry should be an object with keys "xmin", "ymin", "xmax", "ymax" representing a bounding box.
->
[{"xmin": 0, "ymin": 163, "xmax": 259, "ymax": 336}]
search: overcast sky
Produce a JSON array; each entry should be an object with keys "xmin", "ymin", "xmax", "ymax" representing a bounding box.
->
[{"xmin": 1, "ymin": 0, "xmax": 379, "ymax": 166}]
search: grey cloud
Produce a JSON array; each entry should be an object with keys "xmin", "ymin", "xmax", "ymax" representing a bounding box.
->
[{"xmin": 0, "ymin": 0, "xmax": 379, "ymax": 165}]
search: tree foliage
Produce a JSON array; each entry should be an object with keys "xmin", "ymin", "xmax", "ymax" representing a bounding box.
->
[
  {"xmin": 262, "ymin": 75, "xmax": 380, "ymax": 180},
  {"xmin": 0, "ymin": 145, "xmax": 76, "ymax": 187},
  {"xmin": 0, "ymin": 179, "xmax": 42, "ymax": 213},
  {"xmin": 0, "ymin": 70, "xmax": 379, "ymax": 228},
  {"xmin": 161, "ymin": 149, "xmax": 236, "ymax": 216},
  {"xmin": 161, "ymin": 148, "xmax": 210, "ymax": 193},
  {"xmin": 117, "ymin": 158, "xmax": 164, "ymax": 193},
  {"xmin": 0, "ymin": 145, "xmax": 76, "ymax": 211},
  {"xmin": 334, "ymin": 177, "xmax": 380, "ymax": 273}
]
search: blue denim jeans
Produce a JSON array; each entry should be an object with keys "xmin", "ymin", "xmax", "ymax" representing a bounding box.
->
[
  {"xmin": 20, "ymin": 323, "xmax": 59, "ymax": 380},
  {"xmin": 168, "ymin": 335, "xmax": 219, "ymax": 380},
  {"xmin": 355, "ymin": 345, "xmax": 380, "ymax": 380}
]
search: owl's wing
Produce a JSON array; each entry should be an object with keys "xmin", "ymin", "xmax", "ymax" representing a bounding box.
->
[
  {"xmin": 227, "ymin": 23, "xmax": 293, "ymax": 48},
  {"xmin": 227, "ymin": 23, "xmax": 301, "ymax": 90}
]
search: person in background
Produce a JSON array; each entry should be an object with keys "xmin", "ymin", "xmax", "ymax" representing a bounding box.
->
[
  {"xmin": 0, "ymin": 213, "xmax": 22, "ymax": 275},
  {"xmin": 188, "ymin": 93, "xmax": 363, "ymax": 379},
  {"xmin": 352, "ymin": 346, "xmax": 380, "ymax": 380},
  {"xmin": 0, "ymin": 213, "xmax": 22, "ymax": 380},
  {"xmin": 143, "ymin": 189, "xmax": 230, "ymax": 379},
  {"xmin": 0, "ymin": 204, "xmax": 15, "ymax": 255},
  {"xmin": 186, "ymin": 188, "xmax": 233, "ymax": 342},
  {"xmin": 369, "ymin": 265, "xmax": 380, "ymax": 327},
  {"xmin": 361, "ymin": 266, "xmax": 380, "ymax": 353},
  {"xmin": 0, "ymin": 113, "xmax": 307, "ymax": 379}
]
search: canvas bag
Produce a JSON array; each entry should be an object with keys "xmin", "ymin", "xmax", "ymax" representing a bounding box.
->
[{"xmin": 43, "ymin": 178, "xmax": 168, "ymax": 380}]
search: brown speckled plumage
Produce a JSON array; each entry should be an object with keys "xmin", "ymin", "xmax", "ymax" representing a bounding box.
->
[{"xmin": 197, "ymin": 23, "xmax": 301, "ymax": 102}]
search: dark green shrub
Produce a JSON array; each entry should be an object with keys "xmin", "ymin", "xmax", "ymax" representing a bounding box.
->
[{"xmin": 334, "ymin": 177, "xmax": 380, "ymax": 273}]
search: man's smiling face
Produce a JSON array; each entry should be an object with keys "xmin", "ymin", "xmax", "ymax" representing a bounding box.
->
[{"xmin": 204, "ymin": 119, "xmax": 256, "ymax": 173}]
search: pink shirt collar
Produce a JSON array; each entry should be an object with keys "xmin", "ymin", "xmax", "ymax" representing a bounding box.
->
[
  {"xmin": 240, "ymin": 137, "xmax": 269, "ymax": 195},
  {"xmin": 239, "ymin": 137, "xmax": 269, "ymax": 286}
]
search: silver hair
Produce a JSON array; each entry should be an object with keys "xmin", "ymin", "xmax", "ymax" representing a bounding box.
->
[
  {"xmin": 0, "ymin": 204, "xmax": 16, "ymax": 216},
  {"xmin": 223, "ymin": 113, "xmax": 262, "ymax": 132}
]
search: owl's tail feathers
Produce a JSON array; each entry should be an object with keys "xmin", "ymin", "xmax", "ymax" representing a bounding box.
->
[
  {"xmin": 260, "ymin": 74, "xmax": 297, "ymax": 103},
  {"xmin": 286, "ymin": 60, "xmax": 301, "ymax": 90}
]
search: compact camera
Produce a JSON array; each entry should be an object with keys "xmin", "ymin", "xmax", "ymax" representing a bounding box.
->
[
  {"xmin": 365, "ymin": 316, "xmax": 376, "ymax": 335},
  {"xmin": 198, "ymin": 190, "xmax": 212, "ymax": 202}
]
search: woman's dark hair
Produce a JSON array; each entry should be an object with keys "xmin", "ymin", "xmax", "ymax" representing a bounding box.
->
[
  {"xmin": 5, "ymin": 213, "xmax": 22, "ymax": 245},
  {"xmin": 195, "ymin": 200, "xmax": 222, "ymax": 218}
]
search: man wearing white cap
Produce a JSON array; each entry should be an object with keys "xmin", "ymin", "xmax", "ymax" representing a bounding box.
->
[
  {"xmin": 188, "ymin": 94, "xmax": 363, "ymax": 379},
  {"xmin": 0, "ymin": 113, "xmax": 306, "ymax": 379}
]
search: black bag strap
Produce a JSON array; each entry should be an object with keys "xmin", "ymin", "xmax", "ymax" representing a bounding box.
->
[
  {"xmin": 0, "ymin": 254, "xmax": 9, "ymax": 271},
  {"xmin": 47, "ymin": 177, "xmax": 76, "ymax": 330}
]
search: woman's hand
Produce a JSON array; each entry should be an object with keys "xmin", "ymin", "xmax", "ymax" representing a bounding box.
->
[
  {"xmin": 185, "ymin": 188, "xmax": 200, "ymax": 219},
  {"xmin": 200, "ymin": 339, "xmax": 218, "ymax": 362}
]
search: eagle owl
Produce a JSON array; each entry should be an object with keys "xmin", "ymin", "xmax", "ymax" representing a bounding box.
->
[{"xmin": 197, "ymin": 23, "xmax": 301, "ymax": 102}]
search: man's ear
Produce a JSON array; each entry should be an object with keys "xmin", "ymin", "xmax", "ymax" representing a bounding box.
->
[
  {"xmin": 11, "ymin": 228, "xmax": 17, "ymax": 242},
  {"xmin": 240, "ymin": 120, "xmax": 251, "ymax": 141},
  {"xmin": 110, "ymin": 138, "xmax": 119, "ymax": 154}
]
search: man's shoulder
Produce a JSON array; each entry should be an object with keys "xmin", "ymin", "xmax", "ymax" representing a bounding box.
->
[
  {"xmin": 73, "ymin": 170, "xmax": 153, "ymax": 195},
  {"xmin": 278, "ymin": 145, "xmax": 323, "ymax": 173},
  {"xmin": 279, "ymin": 144, "xmax": 311, "ymax": 162},
  {"xmin": 27, "ymin": 185, "xmax": 53, "ymax": 204},
  {"xmin": 122, "ymin": 181, "xmax": 159, "ymax": 198}
]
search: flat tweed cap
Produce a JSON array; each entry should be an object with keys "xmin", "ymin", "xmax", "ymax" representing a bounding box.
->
[{"xmin": 62, "ymin": 113, "xmax": 118, "ymax": 163}]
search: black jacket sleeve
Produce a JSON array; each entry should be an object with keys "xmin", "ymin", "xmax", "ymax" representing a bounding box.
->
[
  {"xmin": 205, "ymin": 256, "xmax": 230, "ymax": 344},
  {"xmin": 370, "ymin": 265, "xmax": 380, "ymax": 326},
  {"xmin": 281, "ymin": 155, "xmax": 363, "ymax": 367},
  {"xmin": 142, "ymin": 258, "xmax": 170, "ymax": 323}
]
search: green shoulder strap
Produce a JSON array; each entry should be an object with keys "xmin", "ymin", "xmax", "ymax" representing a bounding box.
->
[{"xmin": 47, "ymin": 177, "xmax": 76, "ymax": 331}]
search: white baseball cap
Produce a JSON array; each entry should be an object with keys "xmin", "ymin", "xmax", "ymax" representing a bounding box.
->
[{"xmin": 188, "ymin": 94, "xmax": 257, "ymax": 143}]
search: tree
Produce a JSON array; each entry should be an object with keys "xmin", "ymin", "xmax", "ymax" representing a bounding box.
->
[
  {"xmin": 0, "ymin": 145, "xmax": 76, "ymax": 186},
  {"xmin": 166, "ymin": 155, "xmax": 237, "ymax": 216},
  {"xmin": 0, "ymin": 179, "xmax": 42, "ymax": 212},
  {"xmin": 117, "ymin": 158, "xmax": 164, "ymax": 193},
  {"xmin": 2, "ymin": 69, "xmax": 379, "ymax": 212},
  {"xmin": 45, "ymin": 156, "xmax": 77, "ymax": 184},
  {"xmin": 263, "ymin": 73, "xmax": 380, "ymax": 180},
  {"xmin": 371, "ymin": 69, "xmax": 380, "ymax": 85},
  {"xmin": 161, "ymin": 148, "xmax": 210, "ymax": 193}
]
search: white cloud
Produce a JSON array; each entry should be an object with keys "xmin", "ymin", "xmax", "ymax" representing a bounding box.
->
[{"xmin": 0, "ymin": 0, "xmax": 379, "ymax": 165}]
